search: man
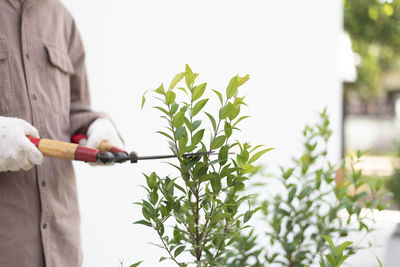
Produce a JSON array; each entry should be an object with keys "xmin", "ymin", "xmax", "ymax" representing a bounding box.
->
[{"xmin": 0, "ymin": 0, "xmax": 123, "ymax": 266}]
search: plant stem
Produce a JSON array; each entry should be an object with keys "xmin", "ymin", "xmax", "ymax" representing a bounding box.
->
[
  {"xmin": 157, "ymin": 229, "xmax": 182, "ymax": 267},
  {"xmin": 166, "ymin": 103, "xmax": 191, "ymax": 185},
  {"xmin": 199, "ymin": 201, "xmax": 217, "ymax": 257},
  {"xmin": 190, "ymin": 99, "xmax": 194, "ymax": 141},
  {"xmin": 195, "ymin": 187, "xmax": 201, "ymax": 261},
  {"xmin": 212, "ymin": 220, "xmax": 229, "ymax": 262},
  {"xmin": 211, "ymin": 99, "xmax": 228, "ymax": 146}
]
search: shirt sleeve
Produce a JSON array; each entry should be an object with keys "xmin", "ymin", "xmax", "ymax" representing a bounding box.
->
[{"xmin": 67, "ymin": 19, "xmax": 105, "ymax": 135}]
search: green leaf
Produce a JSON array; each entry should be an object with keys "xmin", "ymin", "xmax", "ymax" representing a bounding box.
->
[
  {"xmin": 159, "ymin": 257, "xmax": 168, "ymax": 262},
  {"xmin": 336, "ymin": 241, "xmax": 352, "ymax": 255},
  {"xmin": 192, "ymin": 120, "xmax": 201, "ymax": 131},
  {"xmin": 174, "ymin": 245, "xmax": 185, "ymax": 257},
  {"xmin": 241, "ymin": 164, "xmax": 255, "ymax": 174},
  {"xmin": 150, "ymin": 190, "xmax": 159, "ymax": 205},
  {"xmin": 172, "ymin": 112, "xmax": 185, "ymax": 127},
  {"xmin": 337, "ymin": 255, "xmax": 349, "ymax": 266},
  {"xmin": 167, "ymin": 179, "xmax": 175, "ymax": 192},
  {"xmin": 192, "ymin": 129, "xmax": 205, "ymax": 146},
  {"xmin": 142, "ymin": 200, "xmax": 156, "ymax": 216},
  {"xmin": 234, "ymin": 96, "xmax": 246, "ymax": 107},
  {"xmin": 212, "ymin": 89, "xmax": 224, "ymax": 105},
  {"xmin": 183, "ymin": 117, "xmax": 191, "ymax": 130},
  {"xmin": 282, "ymin": 168, "xmax": 295, "ymax": 179},
  {"xmin": 326, "ymin": 254, "xmax": 336, "ymax": 266},
  {"xmin": 129, "ymin": 261, "xmax": 143, "ymax": 267},
  {"xmin": 226, "ymin": 76, "xmax": 239, "ymax": 98},
  {"xmin": 218, "ymin": 145, "xmax": 229, "ymax": 166},
  {"xmin": 170, "ymin": 103, "xmax": 179, "ymax": 115},
  {"xmin": 241, "ymin": 149, "xmax": 250, "ymax": 163},
  {"xmin": 178, "ymin": 135, "xmax": 188, "ymax": 154},
  {"xmin": 238, "ymin": 74, "xmax": 250, "ymax": 86},
  {"xmin": 224, "ymin": 122, "xmax": 232, "ymax": 138},
  {"xmin": 185, "ymin": 64, "xmax": 194, "ymax": 88},
  {"xmin": 165, "ymin": 90, "xmax": 176, "ymax": 105},
  {"xmin": 205, "ymin": 112, "xmax": 217, "ymax": 131},
  {"xmin": 153, "ymin": 106, "xmax": 169, "ymax": 116},
  {"xmin": 173, "ymin": 183, "xmax": 186, "ymax": 194},
  {"xmin": 248, "ymin": 148, "xmax": 274, "ymax": 163},
  {"xmin": 154, "ymin": 84, "xmax": 165, "ymax": 95},
  {"xmin": 192, "ymin": 83, "xmax": 207, "ymax": 101},
  {"xmin": 175, "ymin": 127, "xmax": 186, "ymax": 139},
  {"xmin": 173, "ymin": 226, "xmax": 181, "ymax": 242},
  {"xmin": 288, "ymin": 187, "xmax": 297, "ymax": 203},
  {"xmin": 133, "ymin": 220, "xmax": 152, "ymax": 227},
  {"xmin": 211, "ymin": 136, "xmax": 226, "ymax": 150},
  {"xmin": 192, "ymin": 99, "xmax": 209, "ymax": 116},
  {"xmin": 233, "ymin": 115, "xmax": 250, "ymax": 127},
  {"xmin": 376, "ymin": 255, "xmax": 383, "ymax": 267},
  {"xmin": 146, "ymin": 172, "xmax": 157, "ymax": 189},
  {"xmin": 219, "ymin": 103, "xmax": 233, "ymax": 120},
  {"xmin": 156, "ymin": 131, "xmax": 173, "ymax": 141},
  {"xmin": 243, "ymin": 210, "xmax": 252, "ymax": 223},
  {"xmin": 169, "ymin": 72, "xmax": 185, "ymax": 90},
  {"xmin": 177, "ymin": 87, "xmax": 187, "ymax": 94},
  {"xmin": 321, "ymin": 234, "xmax": 334, "ymax": 249},
  {"xmin": 141, "ymin": 207, "xmax": 151, "ymax": 221},
  {"xmin": 299, "ymin": 186, "xmax": 313, "ymax": 199},
  {"xmin": 210, "ymin": 174, "xmax": 221, "ymax": 193},
  {"xmin": 141, "ymin": 90, "xmax": 149, "ymax": 109},
  {"xmin": 229, "ymin": 104, "xmax": 240, "ymax": 120}
]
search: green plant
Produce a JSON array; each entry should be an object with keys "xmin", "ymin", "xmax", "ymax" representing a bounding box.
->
[
  {"xmin": 386, "ymin": 170, "xmax": 400, "ymax": 206},
  {"xmin": 137, "ymin": 65, "xmax": 272, "ymax": 266},
  {"xmin": 223, "ymin": 229, "xmax": 263, "ymax": 267},
  {"xmin": 320, "ymin": 235, "xmax": 353, "ymax": 267},
  {"xmin": 385, "ymin": 142, "xmax": 400, "ymax": 206},
  {"xmin": 223, "ymin": 110, "xmax": 388, "ymax": 267}
]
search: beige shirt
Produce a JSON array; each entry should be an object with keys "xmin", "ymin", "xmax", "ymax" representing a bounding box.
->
[{"xmin": 0, "ymin": 0, "xmax": 103, "ymax": 266}]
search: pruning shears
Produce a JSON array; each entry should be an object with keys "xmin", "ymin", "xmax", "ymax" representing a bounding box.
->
[{"xmin": 26, "ymin": 134, "xmax": 213, "ymax": 164}]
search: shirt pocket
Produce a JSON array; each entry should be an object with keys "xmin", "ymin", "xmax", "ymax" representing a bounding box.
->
[
  {"xmin": 44, "ymin": 44, "xmax": 74, "ymax": 115},
  {"xmin": 0, "ymin": 38, "xmax": 13, "ymax": 114}
]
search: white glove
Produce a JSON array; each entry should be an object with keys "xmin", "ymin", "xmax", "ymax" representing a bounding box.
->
[
  {"xmin": 86, "ymin": 118, "xmax": 123, "ymax": 151},
  {"xmin": 0, "ymin": 116, "xmax": 43, "ymax": 172}
]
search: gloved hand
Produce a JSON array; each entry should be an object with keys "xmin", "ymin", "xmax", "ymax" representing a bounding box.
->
[
  {"xmin": 85, "ymin": 118, "xmax": 123, "ymax": 165},
  {"xmin": 0, "ymin": 116, "xmax": 43, "ymax": 172}
]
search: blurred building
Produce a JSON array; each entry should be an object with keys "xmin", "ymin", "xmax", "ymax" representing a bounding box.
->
[{"xmin": 344, "ymin": 71, "xmax": 400, "ymax": 175}]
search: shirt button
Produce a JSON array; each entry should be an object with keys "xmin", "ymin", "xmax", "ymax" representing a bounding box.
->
[
  {"xmin": 32, "ymin": 94, "xmax": 37, "ymax": 101},
  {"xmin": 41, "ymin": 180, "xmax": 46, "ymax": 187},
  {"xmin": 25, "ymin": 53, "xmax": 30, "ymax": 59},
  {"xmin": 43, "ymin": 223, "xmax": 47, "ymax": 229}
]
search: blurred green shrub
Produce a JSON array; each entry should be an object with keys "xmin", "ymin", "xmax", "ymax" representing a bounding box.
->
[
  {"xmin": 344, "ymin": 0, "xmax": 400, "ymax": 98},
  {"xmin": 387, "ymin": 170, "xmax": 400, "ymax": 205},
  {"xmin": 222, "ymin": 110, "xmax": 388, "ymax": 267},
  {"xmin": 386, "ymin": 143, "xmax": 400, "ymax": 206}
]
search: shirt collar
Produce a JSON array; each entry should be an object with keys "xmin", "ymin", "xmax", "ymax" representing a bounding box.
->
[{"xmin": 22, "ymin": 0, "xmax": 46, "ymax": 11}]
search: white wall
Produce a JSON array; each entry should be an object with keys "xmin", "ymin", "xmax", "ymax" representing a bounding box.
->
[{"xmin": 60, "ymin": 1, "xmax": 343, "ymax": 266}]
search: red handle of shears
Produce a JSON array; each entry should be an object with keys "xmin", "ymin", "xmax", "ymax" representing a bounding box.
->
[{"xmin": 70, "ymin": 134, "xmax": 127, "ymax": 154}]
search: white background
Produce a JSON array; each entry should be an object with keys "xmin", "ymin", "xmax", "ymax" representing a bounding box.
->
[{"xmin": 60, "ymin": 1, "xmax": 344, "ymax": 266}]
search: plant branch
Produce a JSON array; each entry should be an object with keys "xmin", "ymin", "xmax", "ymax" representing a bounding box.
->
[
  {"xmin": 212, "ymin": 220, "xmax": 229, "ymax": 262},
  {"xmin": 157, "ymin": 229, "xmax": 182, "ymax": 267}
]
